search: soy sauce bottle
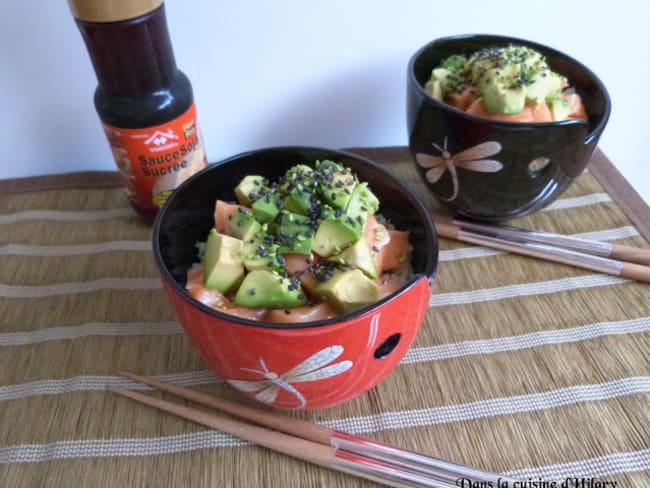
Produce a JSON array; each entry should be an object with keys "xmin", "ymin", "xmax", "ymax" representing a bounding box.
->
[{"xmin": 69, "ymin": 0, "xmax": 208, "ymax": 223}]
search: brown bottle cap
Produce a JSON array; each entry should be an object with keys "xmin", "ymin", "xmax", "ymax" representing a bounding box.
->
[{"xmin": 68, "ymin": 0, "xmax": 163, "ymax": 22}]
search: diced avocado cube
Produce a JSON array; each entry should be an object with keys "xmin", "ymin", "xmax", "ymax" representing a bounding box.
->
[
  {"xmin": 525, "ymin": 71, "xmax": 563, "ymax": 104},
  {"xmin": 282, "ymin": 178, "xmax": 318, "ymax": 216},
  {"xmin": 314, "ymin": 268, "xmax": 380, "ymax": 313},
  {"xmin": 317, "ymin": 160, "xmax": 357, "ymax": 210},
  {"xmin": 234, "ymin": 269, "xmax": 307, "ymax": 308},
  {"xmin": 328, "ymin": 238, "xmax": 378, "ymax": 279},
  {"xmin": 346, "ymin": 181, "xmax": 379, "ymax": 216},
  {"xmin": 251, "ymin": 189, "xmax": 283, "ymax": 223},
  {"xmin": 280, "ymin": 164, "xmax": 313, "ymax": 187},
  {"xmin": 548, "ymin": 96, "xmax": 572, "ymax": 121},
  {"xmin": 276, "ymin": 164, "xmax": 313, "ymax": 198},
  {"xmin": 440, "ymin": 54, "xmax": 467, "ymax": 70},
  {"xmin": 425, "ymin": 78, "xmax": 444, "ymax": 100},
  {"xmin": 226, "ymin": 208, "xmax": 262, "ymax": 242},
  {"xmin": 242, "ymin": 234, "xmax": 284, "ymax": 273},
  {"xmin": 481, "ymin": 80, "xmax": 526, "ymax": 115},
  {"xmin": 235, "ymin": 175, "xmax": 267, "ymax": 207},
  {"xmin": 202, "ymin": 229, "xmax": 245, "ymax": 293},
  {"xmin": 277, "ymin": 211, "xmax": 315, "ymax": 255},
  {"xmin": 472, "ymin": 62, "xmax": 526, "ymax": 115},
  {"xmin": 312, "ymin": 211, "xmax": 364, "ymax": 257}
]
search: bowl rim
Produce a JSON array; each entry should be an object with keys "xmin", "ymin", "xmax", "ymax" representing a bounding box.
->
[
  {"xmin": 152, "ymin": 145, "xmax": 439, "ymax": 330},
  {"xmin": 407, "ymin": 33, "xmax": 611, "ymax": 134}
]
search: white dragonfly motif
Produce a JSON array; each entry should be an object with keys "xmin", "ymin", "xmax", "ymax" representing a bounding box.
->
[
  {"xmin": 226, "ymin": 345, "xmax": 353, "ymax": 409},
  {"xmin": 416, "ymin": 137, "xmax": 503, "ymax": 201}
]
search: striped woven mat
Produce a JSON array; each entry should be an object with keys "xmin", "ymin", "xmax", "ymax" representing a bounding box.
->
[{"xmin": 1, "ymin": 147, "xmax": 648, "ymax": 487}]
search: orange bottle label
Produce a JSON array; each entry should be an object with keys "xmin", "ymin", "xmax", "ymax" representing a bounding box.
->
[{"xmin": 102, "ymin": 103, "xmax": 207, "ymax": 209}]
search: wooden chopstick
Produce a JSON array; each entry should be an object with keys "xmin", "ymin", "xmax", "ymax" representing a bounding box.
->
[
  {"xmin": 109, "ymin": 385, "xmax": 336, "ymax": 466},
  {"xmin": 109, "ymin": 386, "xmax": 454, "ymax": 487},
  {"xmin": 433, "ymin": 218, "xmax": 650, "ymax": 284},
  {"xmin": 113, "ymin": 371, "xmax": 512, "ymax": 487},
  {"xmin": 433, "ymin": 213, "xmax": 650, "ymax": 265}
]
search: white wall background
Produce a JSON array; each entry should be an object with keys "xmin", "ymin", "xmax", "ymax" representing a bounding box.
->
[{"xmin": 1, "ymin": 0, "xmax": 648, "ymax": 204}]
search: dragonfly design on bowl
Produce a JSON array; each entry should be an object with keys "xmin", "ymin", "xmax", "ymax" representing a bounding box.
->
[
  {"xmin": 416, "ymin": 137, "xmax": 504, "ymax": 201},
  {"xmin": 226, "ymin": 344, "xmax": 353, "ymax": 409}
]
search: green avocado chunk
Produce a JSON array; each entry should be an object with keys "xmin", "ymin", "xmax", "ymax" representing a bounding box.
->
[
  {"xmin": 481, "ymin": 81, "xmax": 526, "ymax": 115},
  {"xmin": 526, "ymin": 72, "xmax": 563, "ymax": 104},
  {"xmin": 234, "ymin": 269, "xmax": 307, "ymax": 308},
  {"xmin": 251, "ymin": 187, "xmax": 284, "ymax": 223},
  {"xmin": 281, "ymin": 165, "xmax": 318, "ymax": 216},
  {"xmin": 312, "ymin": 205, "xmax": 365, "ymax": 257},
  {"xmin": 317, "ymin": 160, "xmax": 357, "ymax": 210},
  {"xmin": 549, "ymin": 96, "xmax": 572, "ymax": 121},
  {"xmin": 277, "ymin": 211, "xmax": 315, "ymax": 255},
  {"xmin": 202, "ymin": 229, "xmax": 245, "ymax": 293},
  {"xmin": 328, "ymin": 238, "xmax": 378, "ymax": 279},
  {"xmin": 279, "ymin": 164, "xmax": 313, "ymax": 190},
  {"xmin": 242, "ymin": 233, "xmax": 284, "ymax": 273},
  {"xmin": 235, "ymin": 175, "xmax": 267, "ymax": 207},
  {"xmin": 314, "ymin": 268, "xmax": 380, "ymax": 313},
  {"xmin": 283, "ymin": 181, "xmax": 317, "ymax": 216},
  {"xmin": 346, "ymin": 181, "xmax": 379, "ymax": 216},
  {"xmin": 226, "ymin": 208, "xmax": 262, "ymax": 242}
]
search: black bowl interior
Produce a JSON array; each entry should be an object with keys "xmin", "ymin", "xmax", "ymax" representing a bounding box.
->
[
  {"xmin": 153, "ymin": 146, "xmax": 438, "ymax": 328},
  {"xmin": 409, "ymin": 34, "xmax": 610, "ymax": 135}
]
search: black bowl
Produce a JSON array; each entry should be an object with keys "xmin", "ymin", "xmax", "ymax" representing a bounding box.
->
[{"xmin": 407, "ymin": 34, "xmax": 611, "ymax": 221}]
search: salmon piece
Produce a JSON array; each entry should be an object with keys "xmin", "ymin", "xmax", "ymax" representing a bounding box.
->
[
  {"xmin": 363, "ymin": 214, "xmax": 391, "ymax": 271},
  {"xmin": 264, "ymin": 302, "xmax": 338, "ymax": 324},
  {"xmin": 220, "ymin": 305, "xmax": 267, "ymax": 321},
  {"xmin": 375, "ymin": 230, "xmax": 411, "ymax": 273},
  {"xmin": 445, "ymin": 85, "xmax": 479, "ymax": 111},
  {"xmin": 283, "ymin": 253, "xmax": 313, "ymax": 275},
  {"xmin": 186, "ymin": 264, "xmax": 227, "ymax": 308},
  {"xmin": 283, "ymin": 252, "xmax": 319, "ymax": 295},
  {"xmin": 363, "ymin": 214, "xmax": 390, "ymax": 249},
  {"xmin": 530, "ymin": 101, "xmax": 553, "ymax": 122},
  {"xmin": 214, "ymin": 200, "xmax": 249, "ymax": 233}
]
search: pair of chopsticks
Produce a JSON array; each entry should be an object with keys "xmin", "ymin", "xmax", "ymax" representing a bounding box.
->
[
  {"xmin": 111, "ymin": 372, "xmax": 514, "ymax": 488},
  {"xmin": 432, "ymin": 214, "xmax": 650, "ymax": 284}
]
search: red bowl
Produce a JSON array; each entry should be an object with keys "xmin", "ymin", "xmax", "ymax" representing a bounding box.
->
[{"xmin": 152, "ymin": 146, "xmax": 438, "ymax": 410}]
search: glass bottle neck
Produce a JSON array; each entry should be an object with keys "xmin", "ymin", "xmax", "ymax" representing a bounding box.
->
[{"xmin": 76, "ymin": 4, "xmax": 178, "ymax": 95}]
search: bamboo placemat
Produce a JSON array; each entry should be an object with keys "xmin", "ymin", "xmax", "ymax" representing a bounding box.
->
[{"xmin": 1, "ymin": 147, "xmax": 648, "ymax": 487}]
